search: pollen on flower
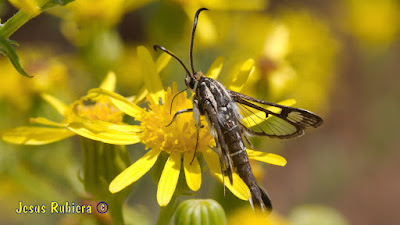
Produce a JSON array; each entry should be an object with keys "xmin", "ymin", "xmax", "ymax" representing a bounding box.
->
[
  {"xmin": 66, "ymin": 97, "xmax": 124, "ymax": 124},
  {"xmin": 139, "ymin": 84, "xmax": 214, "ymax": 154}
]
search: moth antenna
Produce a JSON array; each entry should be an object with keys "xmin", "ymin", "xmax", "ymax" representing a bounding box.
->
[
  {"xmin": 189, "ymin": 8, "xmax": 208, "ymax": 74},
  {"xmin": 153, "ymin": 45, "xmax": 192, "ymax": 78}
]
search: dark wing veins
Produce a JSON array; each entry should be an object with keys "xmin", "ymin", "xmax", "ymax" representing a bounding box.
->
[{"xmin": 228, "ymin": 90, "xmax": 323, "ymax": 138}]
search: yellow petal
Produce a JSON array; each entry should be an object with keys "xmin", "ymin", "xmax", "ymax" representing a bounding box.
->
[
  {"xmin": 130, "ymin": 87, "xmax": 148, "ymax": 105},
  {"xmin": 155, "ymin": 52, "xmax": 172, "ymax": 73},
  {"xmin": 183, "ymin": 152, "xmax": 202, "ymax": 191},
  {"xmin": 67, "ymin": 121, "xmax": 141, "ymax": 145},
  {"xmin": 223, "ymin": 173, "xmax": 251, "ymax": 201},
  {"xmin": 277, "ymin": 99, "xmax": 296, "ymax": 107},
  {"xmin": 88, "ymin": 88, "xmax": 143, "ymax": 119},
  {"xmin": 109, "ymin": 149, "xmax": 161, "ymax": 193},
  {"xmin": 1, "ymin": 127, "xmax": 74, "ymax": 145},
  {"xmin": 70, "ymin": 116, "xmax": 141, "ymax": 133},
  {"xmin": 41, "ymin": 93, "xmax": 68, "ymax": 116},
  {"xmin": 226, "ymin": 59, "xmax": 255, "ymax": 92},
  {"xmin": 9, "ymin": 0, "xmax": 40, "ymax": 16},
  {"xmin": 29, "ymin": 117, "xmax": 66, "ymax": 128},
  {"xmin": 247, "ymin": 149, "xmax": 287, "ymax": 166},
  {"xmin": 93, "ymin": 120, "xmax": 141, "ymax": 133},
  {"xmin": 99, "ymin": 71, "xmax": 116, "ymax": 92},
  {"xmin": 157, "ymin": 152, "xmax": 181, "ymax": 206},
  {"xmin": 137, "ymin": 46, "xmax": 164, "ymax": 102},
  {"xmin": 206, "ymin": 56, "xmax": 224, "ymax": 80},
  {"xmin": 203, "ymin": 151, "xmax": 250, "ymax": 200}
]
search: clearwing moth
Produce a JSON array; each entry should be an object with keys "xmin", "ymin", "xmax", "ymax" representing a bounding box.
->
[{"xmin": 154, "ymin": 8, "xmax": 323, "ymax": 212}]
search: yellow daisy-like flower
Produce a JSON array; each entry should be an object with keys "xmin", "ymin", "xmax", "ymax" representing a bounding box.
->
[
  {"xmin": 89, "ymin": 47, "xmax": 288, "ymax": 206},
  {"xmin": 48, "ymin": 0, "xmax": 155, "ymax": 47},
  {"xmin": 8, "ymin": 0, "xmax": 41, "ymax": 16},
  {"xmin": 338, "ymin": 0, "xmax": 400, "ymax": 46},
  {"xmin": 1, "ymin": 71, "xmax": 140, "ymax": 145},
  {"xmin": 0, "ymin": 48, "xmax": 68, "ymax": 111},
  {"xmin": 228, "ymin": 207, "xmax": 290, "ymax": 225},
  {"xmin": 174, "ymin": 0, "xmax": 267, "ymax": 46}
]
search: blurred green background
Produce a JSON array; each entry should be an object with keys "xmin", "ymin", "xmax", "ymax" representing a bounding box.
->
[{"xmin": 1, "ymin": 0, "xmax": 399, "ymax": 224}]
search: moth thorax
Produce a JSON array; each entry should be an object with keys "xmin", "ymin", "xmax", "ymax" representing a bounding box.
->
[{"xmin": 194, "ymin": 71, "xmax": 205, "ymax": 80}]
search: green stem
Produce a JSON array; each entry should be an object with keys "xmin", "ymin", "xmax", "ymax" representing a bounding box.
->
[
  {"xmin": 109, "ymin": 198, "xmax": 125, "ymax": 225},
  {"xmin": 0, "ymin": 0, "xmax": 67, "ymax": 39},
  {"xmin": 0, "ymin": 10, "xmax": 35, "ymax": 39},
  {"xmin": 157, "ymin": 194, "xmax": 180, "ymax": 225},
  {"xmin": 80, "ymin": 138, "xmax": 131, "ymax": 225}
]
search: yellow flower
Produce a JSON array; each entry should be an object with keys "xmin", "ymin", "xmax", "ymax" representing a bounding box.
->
[
  {"xmin": 277, "ymin": 10, "xmax": 338, "ymax": 112},
  {"xmin": 1, "ymin": 71, "xmax": 140, "ymax": 145},
  {"xmin": 48, "ymin": 0, "xmax": 155, "ymax": 46},
  {"xmin": 337, "ymin": 0, "xmax": 400, "ymax": 46},
  {"xmin": 50, "ymin": 0, "xmax": 154, "ymax": 26},
  {"xmin": 0, "ymin": 48, "xmax": 68, "ymax": 111},
  {"xmin": 8, "ymin": 0, "xmax": 41, "ymax": 16},
  {"xmin": 149, "ymin": 1, "xmax": 267, "ymax": 52},
  {"xmin": 228, "ymin": 207, "xmax": 290, "ymax": 225},
  {"xmin": 240, "ymin": 10, "xmax": 338, "ymax": 113},
  {"xmin": 89, "ymin": 47, "xmax": 288, "ymax": 206}
]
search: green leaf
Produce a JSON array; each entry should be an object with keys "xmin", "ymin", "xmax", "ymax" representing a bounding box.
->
[
  {"xmin": 53, "ymin": 0, "xmax": 75, "ymax": 5},
  {"xmin": 0, "ymin": 38, "xmax": 32, "ymax": 78}
]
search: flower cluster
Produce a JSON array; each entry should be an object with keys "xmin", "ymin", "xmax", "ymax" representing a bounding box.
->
[
  {"xmin": 88, "ymin": 47, "xmax": 288, "ymax": 206},
  {"xmin": 1, "ymin": 71, "xmax": 139, "ymax": 145}
]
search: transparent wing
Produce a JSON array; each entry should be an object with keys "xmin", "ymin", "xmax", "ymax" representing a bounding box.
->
[{"xmin": 229, "ymin": 90, "xmax": 323, "ymax": 139}]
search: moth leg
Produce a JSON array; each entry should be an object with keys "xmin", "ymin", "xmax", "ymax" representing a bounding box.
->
[
  {"xmin": 169, "ymin": 88, "xmax": 188, "ymax": 114},
  {"xmin": 166, "ymin": 108, "xmax": 193, "ymax": 127},
  {"xmin": 209, "ymin": 145, "xmax": 227, "ymax": 196},
  {"xmin": 219, "ymin": 156, "xmax": 226, "ymax": 196},
  {"xmin": 190, "ymin": 125, "xmax": 200, "ymax": 164},
  {"xmin": 191, "ymin": 99, "xmax": 202, "ymax": 164},
  {"xmin": 243, "ymin": 134, "xmax": 259, "ymax": 151},
  {"xmin": 203, "ymin": 100, "xmax": 233, "ymax": 184}
]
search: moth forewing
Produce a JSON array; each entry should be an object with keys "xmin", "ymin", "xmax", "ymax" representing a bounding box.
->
[{"xmin": 197, "ymin": 78, "xmax": 234, "ymax": 183}]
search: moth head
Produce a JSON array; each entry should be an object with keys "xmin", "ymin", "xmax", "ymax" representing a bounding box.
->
[
  {"xmin": 185, "ymin": 72, "xmax": 203, "ymax": 90},
  {"xmin": 185, "ymin": 74, "xmax": 195, "ymax": 89}
]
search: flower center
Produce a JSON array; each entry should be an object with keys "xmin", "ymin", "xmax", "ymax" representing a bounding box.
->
[
  {"xmin": 66, "ymin": 97, "xmax": 124, "ymax": 123},
  {"xmin": 139, "ymin": 85, "xmax": 214, "ymax": 154}
]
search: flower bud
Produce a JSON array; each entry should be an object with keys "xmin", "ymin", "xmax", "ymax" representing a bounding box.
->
[{"xmin": 174, "ymin": 199, "xmax": 227, "ymax": 225}]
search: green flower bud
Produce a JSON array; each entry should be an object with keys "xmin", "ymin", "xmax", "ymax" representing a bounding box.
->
[{"xmin": 174, "ymin": 199, "xmax": 227, "ymax": 225}]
